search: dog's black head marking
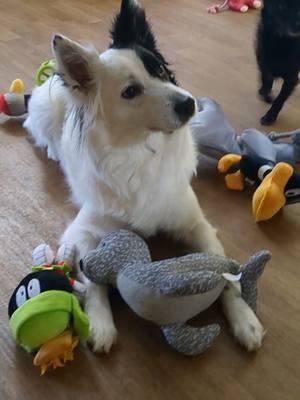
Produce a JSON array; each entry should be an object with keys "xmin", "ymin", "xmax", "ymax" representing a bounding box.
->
[{"xmin": 110, "ymin": 0, "xmax": 177, "ymax": 84}]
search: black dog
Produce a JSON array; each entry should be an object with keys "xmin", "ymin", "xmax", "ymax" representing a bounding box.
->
[{"xmin": 256, "ymin": 0, "xmax": 300, "ymax": 125}]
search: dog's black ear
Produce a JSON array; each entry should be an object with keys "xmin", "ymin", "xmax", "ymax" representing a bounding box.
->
[
  {"xmin": 52, "ymin": 34, "xmax": 99, "ymax": 92},
  {"xmin": 110, "ymin": 0, "xmax": 157, "ymax": 52}
]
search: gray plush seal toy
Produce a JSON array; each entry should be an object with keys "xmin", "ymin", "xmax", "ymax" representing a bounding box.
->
[{"xmin": 81, "ymin": 230, "xmax": 271, "ymax": 356}]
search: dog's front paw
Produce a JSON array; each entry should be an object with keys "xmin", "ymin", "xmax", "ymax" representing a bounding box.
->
[
  {"xmin": 203, "ymin": 238, "xmax": 225, "ymax": 257},
  {"xmin": 88, "ymin": 317, "xmax": 118, "ymax": 353},
  {"xmin": 47, "ymin": 145, "xmax": 59, "ymax": 162},
  {"xmin": 232, "ymin": 311, "xmax": 265, "ymax": 352},
  {"xmin": 258, "ymin": 88, "xmax": 273, "ymax": 104},
  {"xmin": 260, "ymin": 111, "xmax": 277, "ymax": 125}
]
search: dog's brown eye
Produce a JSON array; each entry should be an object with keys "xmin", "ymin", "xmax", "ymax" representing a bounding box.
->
[
  {"xmin": 158, "ymin": 65, "xmax": 167, "ymax": 78},
  {"xmin": 158, "ymin": 65, "xmax": 165, "ymax": 75},
  {"xmin": 121, "ymin": 84, "xmax": 142, "ymax": 100}
]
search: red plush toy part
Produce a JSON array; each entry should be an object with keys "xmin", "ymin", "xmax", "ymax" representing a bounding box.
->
[
  {"xmin": 207, "ymin": 0, "xmax": 262, "ymax": 14},
  {"xmin": 0, "ymin": 94, "xmax": 11, "ymax": 115}
]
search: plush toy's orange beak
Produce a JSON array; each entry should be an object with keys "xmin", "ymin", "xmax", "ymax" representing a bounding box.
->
[{"xmin": 252, "ymin": 162, "xmax": 293, "ymax": 222}]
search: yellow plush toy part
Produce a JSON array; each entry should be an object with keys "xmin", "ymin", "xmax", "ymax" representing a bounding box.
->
[
  {"xmin": 252, "ymin": 163, "xmax": 293, "ymax": 222},
  {"xmin": 9, "ymin": 79, "xmax": 25, "ymax": 94},
  {"xmin": 33, "ymin": 330, "xmax": 79, "ymax": 375},
  {"xmin": 217, "ymin": 154, "xmax": 244, "ymax": 190}
]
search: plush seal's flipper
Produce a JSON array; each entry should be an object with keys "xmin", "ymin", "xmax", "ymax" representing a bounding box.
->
[
  {"xmin": 161, "ymin": 323, "xmax": 220, "ymax": 356},
  {"xmin": 240, "ymin": 250, "xmax": 271, "ymax": 312}
]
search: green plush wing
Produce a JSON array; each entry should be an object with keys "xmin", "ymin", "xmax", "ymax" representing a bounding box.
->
[{"xmin": 71, "ymin": 295, "xmax": 89, "ymax": 339}]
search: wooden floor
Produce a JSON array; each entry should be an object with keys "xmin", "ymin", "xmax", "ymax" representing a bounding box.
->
[{"xmin": 0, "ymin": 1, "xmax": 299, "ymax": 399}]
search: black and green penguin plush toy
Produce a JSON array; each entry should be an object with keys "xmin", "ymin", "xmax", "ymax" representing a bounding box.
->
[{"xmin": 8, "ymin": 243, "xmax": 89, "ymax": 375}]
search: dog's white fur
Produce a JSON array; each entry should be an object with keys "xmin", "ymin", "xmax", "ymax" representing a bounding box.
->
[{"xmin": 24, "ymin": 33, "xmax": 264, "ymax": 353}]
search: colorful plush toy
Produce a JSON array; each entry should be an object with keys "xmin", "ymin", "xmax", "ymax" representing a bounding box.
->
[
  {"xmin": 191, "ymin": 97, "xmax": 300, "ymax": 167},
  {"xmin": 207, "ymin": 0, "xmax": 262, "ymax": 13},
  {"xmin": 0, "ymin": 60, "xmax": 55, "ymax": 120},
  {"xmin": 0, "ymin": 79, "xmax": 30, "ymax": 117},
  {"xmin": 8, "ymin": 243, "xmax": 88, "ymax": 375},
  {"xmin": 218, "ymin": 154, "xmax": 300, "ymax": 221},
  {"xmin": 81, "ymin": 230, "xmax": 271, "ymax": 356}
]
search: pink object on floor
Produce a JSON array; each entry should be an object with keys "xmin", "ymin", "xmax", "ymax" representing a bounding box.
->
[{"xmin": 207, "ymin": 0, "xmax": 262, "ymax": 14}]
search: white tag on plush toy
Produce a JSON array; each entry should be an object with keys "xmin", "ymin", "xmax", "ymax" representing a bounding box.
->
[{"xmin": 222, "ymin": 272, "xmax": 242, "ymax": 282}]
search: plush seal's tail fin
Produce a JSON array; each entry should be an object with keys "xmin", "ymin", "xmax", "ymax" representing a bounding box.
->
[
  {"xmin": 162, "ymin": 323, "xmax": 220, "ymax": 356},
  {"xmin": 240, "ymin": 250, "xmax": 271, "ymax": 312}
]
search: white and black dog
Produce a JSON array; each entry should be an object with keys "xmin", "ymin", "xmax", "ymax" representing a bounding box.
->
[{"xmin": 24, "ymin": 0, "xmax": 264, "ymax": 352}]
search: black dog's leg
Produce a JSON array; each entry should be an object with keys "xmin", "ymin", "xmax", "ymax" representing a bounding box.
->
[
  {"xmin": 256, "ymin": 45, "xmax": 274, "ymax": 104},
  {"xmin": 261, "ymin": 74, "xmax": 299, "ymax": 125},
  {"xmin": 258, "ymin": 72, "xmax": 274, "ymax": 104}
]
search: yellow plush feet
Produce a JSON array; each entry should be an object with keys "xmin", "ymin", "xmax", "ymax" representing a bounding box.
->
[
  {"xmin": 33, "ymin": 330, "xmax": 79, "ymax": 375},
  {"xmin": 218, "ymin": 154, "xmax": 244, "ymax": 190},
  {"xmin": 9, "ymin": 79, "xmax": 24, "ymax": 94},
  {"xmin": 218, "ymin": 154, "xmax": 242, "ymax": 173},
  {"xmin": 253, "ymin": 162, "xmax": 293, "ymax": 222},
  {"xmin": 224, "ymin": 170, "xmax": 245, "ymax": 191}
]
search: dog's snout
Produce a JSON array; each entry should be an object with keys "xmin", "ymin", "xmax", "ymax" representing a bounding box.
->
[{"xmin": 174, "ymin": 96, "xmax": 195, "ymax": 123}]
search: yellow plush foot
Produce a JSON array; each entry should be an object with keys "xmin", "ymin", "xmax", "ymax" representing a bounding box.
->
[
  {"xmin": 33, "ymin": 330, "xmax": 79, "ymax": 375},
  {"xmin": 9, "ymin": 79, "xmax": 24, "ymax": 94},
  {"xmin": 225, "ymin": 170, "xmax": 244, "ymax": 191},
  {"xmin": 252, "ymin": 162, "xmax": 293, "ymax": 222},
  {"xmin": 218, "ymin": 154, "xmax": 242, "ymax": 173}
]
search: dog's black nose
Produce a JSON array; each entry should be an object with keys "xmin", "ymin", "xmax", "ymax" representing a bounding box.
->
[{"xmin": 174, "ymin": 96, "xmax": 195, "ymax": 123}]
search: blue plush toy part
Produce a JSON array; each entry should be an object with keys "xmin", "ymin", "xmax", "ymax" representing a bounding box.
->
[
  {"xmin": 191, "ymin": 97, "xmax": 300, "ymax": 166},
  {"xmin": 81, "ymin": 230, "xmax": 271, "ymax": 356}
]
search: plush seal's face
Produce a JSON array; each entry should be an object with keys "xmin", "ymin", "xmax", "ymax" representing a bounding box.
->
[{"xmin": 8, "ymin": 271, "xmax": 72, "ymax": 318}]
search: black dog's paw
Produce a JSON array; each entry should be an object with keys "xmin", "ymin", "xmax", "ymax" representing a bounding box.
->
[
  {"xmin": 263, "ymin": 94, "xmax": 274, "ymax": 104},
  {"xmin": 258, "ymin": 89, "xmax": 274, "ymax": 104},
  {"xmin": 260, "ymin": 112, "xmax": 277, "ymax": 125}
]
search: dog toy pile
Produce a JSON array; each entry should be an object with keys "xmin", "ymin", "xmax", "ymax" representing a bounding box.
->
[
  {"xmin": 81, "ymin": 229, "xmax": 271, "ymax": 356},
  {"xmin": 8, "ymin": 243, "xmax": 88, "ymax": 375},
  {"xmin": 0, "ymin": 79, "xmax": 30, "ymax": 117},
  {"xmin": 191, "ymin": 97, "xmax": 300, "ymax": 221},
  {"xmin": 207, "ymin": 0, "xmax": 262, "ymax": 14}
]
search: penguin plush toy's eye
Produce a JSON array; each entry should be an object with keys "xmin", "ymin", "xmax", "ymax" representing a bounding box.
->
[
  {"xmin": 15, "ymin": 285, "xmax": 27, "ymax": 308},
  {"xmin": 27, "ymin": 278, "xmax": 41, "ymax": 298}
]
